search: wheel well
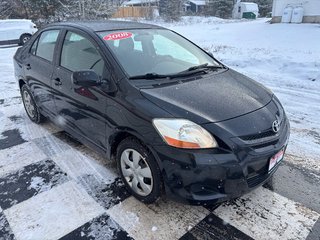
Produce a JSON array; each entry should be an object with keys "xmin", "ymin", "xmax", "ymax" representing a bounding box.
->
[
  {"xmin": 110, "ymin": 132, "xmax": 134, "ymax": 161},
  {"xmin": 110, "ymin": 131, "xmax": 165, "ymax": 194},
  {"xmin": 109, "ymin": 131, "xmax": 163, "ymax": 168},
  {"xmin": 110, "ymin": 132, "xmax": 155, "ymax": 162},
  {"xmin": 19, "ymin": 79, "xmax": 26, "ymax": 89},
  {"xmin": 20, "ymin": 33, "xmax": 31, "ymax": 38}
]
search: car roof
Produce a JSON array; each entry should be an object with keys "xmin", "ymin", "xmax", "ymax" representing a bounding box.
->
[
  {"xmin": 0, "ymin": 19, "xmax": 32, "ymax": 22},
  {"xmin": 48, "ymin": 20, "xmax": 164, "ymax": 32}
]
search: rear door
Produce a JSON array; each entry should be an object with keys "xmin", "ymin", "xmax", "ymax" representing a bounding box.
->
[
  {"xmin": 52, "ymin": 29, "xmax": 109, "ymax": 149},
  {"xmin": 24, "ymin": 29, "xmax": 61, "ymax": 117}
]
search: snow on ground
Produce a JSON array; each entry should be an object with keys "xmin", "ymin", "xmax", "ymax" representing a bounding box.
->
[
  {"xmin": 143, "ymin": 17, "xmax": 320, "ymax": 169},
  {"xmin": 215, "ymin": 187, "xmax": 319, "ymax": 240},
  {"xmin": 0, "ymin": 17, "xmax": 319, "ymax": 240},
  {"xmin": 5, "ymin": 181, "xmax": 105, "ymax": 240},
  {"xmin": 0, "ymin": 47, "xmax": 19, "ymax": 100}
]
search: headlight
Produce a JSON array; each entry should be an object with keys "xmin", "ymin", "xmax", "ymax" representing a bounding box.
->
[{"xmin": 152, "ymin": 119, "xmax": 218, "ymax": 149}]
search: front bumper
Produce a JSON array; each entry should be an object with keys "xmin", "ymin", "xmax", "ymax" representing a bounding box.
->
[
  {"xmin": 153, "ymin": 145, "xmax": 286, "ymax": 205},
  {"xmin": 150, "ymin": 111, "xmax": 290, "ymax": 205}
]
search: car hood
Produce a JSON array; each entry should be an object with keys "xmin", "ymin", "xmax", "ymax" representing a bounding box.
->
[{"xmin": 140, "ymin": 69, "xmax": 273, "ymax": 124}]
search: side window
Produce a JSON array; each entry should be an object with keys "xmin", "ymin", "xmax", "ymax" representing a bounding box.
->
[
  {"xmin": 35, "ymin": 30, "xmax": 60, "ymax": 62},
  {"xmin": 30, "ymin": 37, "xmax": 39, "ymax": 55},
  {"xmin": 60, "ymin": 31, "xmax": 104, "ymax": 77}
]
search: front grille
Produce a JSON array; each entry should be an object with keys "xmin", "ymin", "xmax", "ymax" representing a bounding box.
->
[
  {"xmin": 240, "ymin": 130, "xmax": 276, "ymax": 141},
  {"xmin": 239, "ymin": 106, "xmax": 286, "ymax": 143},
  {"xmin": 251, "ymin": 140, "xmax": 279, "ymax": 150},
  {"xmin": 239, "ymin": 121, "xmax": 288, "ymax": 150},
  {"xmin": 247, "ymin": 161, "xmax": 278, "ymax": 188},
  {"xmin": 247, "ymin": 173, "xmax": 269, "ymax": 188}
]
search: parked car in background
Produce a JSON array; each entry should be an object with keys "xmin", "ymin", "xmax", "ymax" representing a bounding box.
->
[
  {"xmin": 0, "ymin": 19, "xmax": 37, "ymax": 46},
  {"xmin": 13, "ymin": 21, "xmax": 290, "ymax": 205}
]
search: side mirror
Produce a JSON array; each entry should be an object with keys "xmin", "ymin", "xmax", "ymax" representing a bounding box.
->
[{"xmin": 72, "ymin": 70, "xmax": 101, "ymax": 87}]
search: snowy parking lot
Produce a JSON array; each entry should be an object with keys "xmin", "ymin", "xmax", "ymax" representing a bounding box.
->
[{"xmin": 0, "ymin": 18, "xmax": 319, "ymax": 240}]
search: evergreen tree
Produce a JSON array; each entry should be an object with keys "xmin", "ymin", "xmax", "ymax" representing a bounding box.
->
[
  {"xmin": 159, "ymin": 0, "xmax": 182, "ymax": 21},
  {"xmin": 205, "ymin": 0, "xmax": 234, "ymax": 19}
]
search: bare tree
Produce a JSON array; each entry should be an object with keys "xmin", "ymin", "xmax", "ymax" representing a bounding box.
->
[
  {"xmin": 0, "ymin": 0, "xmax": 126, "ymax": 22},
  {"xmin": 0, "ymin": 0, "xmax": 28, "ymax": 19},
  {"xmin": 140, "ymin": 0, "xmax": 157, "ymax": 20},
  {"xmin": 0, "ymin": 1, "xmax": 12, "ymax": 19},
  {"xmin": 58, "ymin": 0, "xmax": 126, "ymax": 20}
]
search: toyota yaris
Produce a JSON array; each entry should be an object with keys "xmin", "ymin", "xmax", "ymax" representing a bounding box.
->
[{"xmin": 13, "ymin": 21, "xmax": 290, "ymax": 204}]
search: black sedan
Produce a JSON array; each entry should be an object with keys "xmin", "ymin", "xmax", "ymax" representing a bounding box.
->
[{"xmin": 13, "ymin": 21, "xmax": 290, "ymax": 205}]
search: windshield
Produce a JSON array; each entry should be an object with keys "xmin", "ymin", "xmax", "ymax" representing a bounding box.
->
[{"xmin": 98, "ymin": 29, "xmax": 220, "ymax": 77}]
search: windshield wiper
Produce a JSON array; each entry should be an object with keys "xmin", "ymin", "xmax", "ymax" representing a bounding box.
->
[
  {"xmin": 129, "ymin": 71, "xmax": 205, "ymax": 80},
  {"xmin": 188, "ymin": 63, "xmax": 209, "ymax": 71},
  {"xmin": 129, "ymin": 64, "xmax": 226, "ymax": 80},
  {"xmin": 129, "ymin": 73, "xmax": 169, "ymax": 80},
  {"xmin": 186, "ymin": 63, "xmax": 225, "ymax": 72}
]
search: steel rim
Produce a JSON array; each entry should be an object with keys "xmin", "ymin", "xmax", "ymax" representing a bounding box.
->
[
  {"xmin": 120, "ymin": 149, "xmax": 153, "ymax": 196},
  {"xmin": 23, "ymin": 90, "xmax": 35, "ymax": 118},
  {"xmin": 22, "ymin": 36, "xmax": 30, "ymax": 43}
]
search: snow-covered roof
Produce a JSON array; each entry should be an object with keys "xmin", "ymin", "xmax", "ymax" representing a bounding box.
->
[
  {"xmin": 241, "ymin": 2, "xmax": 259, "ymax": 12},
  {"xmin": 189, "ymin": 0, "xmax": 206, "ymax": 6},
  {"xmin": 0, "ymin": 19, "xmax": 34, "ymax": 28},
  {"xmin": 123, "ymin": 0, "xmax": 158, "ymax": 6},
  {"xmin": 0, "ymin": 19, "xmax": 32, "ymax": 23}
]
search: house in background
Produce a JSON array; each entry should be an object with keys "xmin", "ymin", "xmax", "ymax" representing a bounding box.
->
[
  {"xmin": 272, "ymin": 0, "xmax": 320, "ymax": 23},
  {"xmin": 183, "ymin": 0, "xmax": 206, "ymax": 14}
]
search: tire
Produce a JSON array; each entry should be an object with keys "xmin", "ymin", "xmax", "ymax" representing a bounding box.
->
[
  {"xmin": 116, "ymin": 137, "xmax": 162, "ymax": 203},
  {"xmin": 19, "ymin": 33, "xmax": 32, "ymax": 45},
  {"xmin": 21, "ymin": 85, "xmax": 45, "ymax": 124}
]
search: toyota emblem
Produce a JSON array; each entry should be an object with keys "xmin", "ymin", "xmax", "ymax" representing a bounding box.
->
[{"xmin": 272, "ymin": 120, "xmax": 280, "ymax": 133}]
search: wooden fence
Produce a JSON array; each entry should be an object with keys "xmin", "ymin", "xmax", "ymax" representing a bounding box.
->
[{"xmin": 112, "ymin": 6, "xmax": 157, "ymax": 18}]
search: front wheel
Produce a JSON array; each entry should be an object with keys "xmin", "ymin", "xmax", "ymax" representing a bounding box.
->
[
  {"xmin": 116, "ymin": 137, "xmax": 162, "ymax": 203},
  {"xmin": 19, "ymin": 33, "xmax": 32, "ymax": 45},
  {"xmin": 21, "ymin": 85, "xmax": 45, "ymax": 123}
]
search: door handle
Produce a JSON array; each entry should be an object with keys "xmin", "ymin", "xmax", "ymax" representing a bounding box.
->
[
  {"xmin": 25, "ymin": 64, "xmax": 31, "ymax": 70},
  {"xmin": 54, "ymin": 78, "xmax": 62, "ymax": 86}
]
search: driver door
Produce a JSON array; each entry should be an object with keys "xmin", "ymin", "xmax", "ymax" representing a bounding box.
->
[{"xmin": 52, "ymin": 30, "xmax": 108, "ymax": 149}]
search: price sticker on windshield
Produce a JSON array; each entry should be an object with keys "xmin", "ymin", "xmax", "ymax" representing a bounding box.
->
[{"xmin": 103, "ymin": 32, "xmax": 132, "ymax": 41}]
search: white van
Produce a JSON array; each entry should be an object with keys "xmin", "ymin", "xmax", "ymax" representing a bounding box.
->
[
  {"xmin": 0, "ymin": 19, "xmax": 38, "ymax": 45},
  {"xmin": 232, "ymin": 2, "xmax": 259, "ymax": 19}
]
